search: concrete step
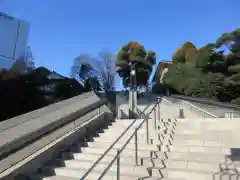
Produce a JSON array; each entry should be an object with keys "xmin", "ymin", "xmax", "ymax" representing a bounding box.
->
[
  {"xmin": 78, "ymin": 147, "xmax": 158, "ymax": 157},
  {"xmin": 97, "ymin": 128, "xmax": 175, "ymax": 139},
  {"xmin": 163, "ymin": 167, "xmax": 239, "ymax": 180},
  {"xmin": 69, "ymin": 151, "xmax": 236, "ymax": 172},
  {"xmin": 173, "ymin": 133, "xmax": 220, "ymax": 141},
  {"xmin": 160, "ymin": 144, "xmax": 233, "ymax": 155},
  {"xmin": 30, "ymin": 175, "xmax": 82, "ymax": 180},
  {"xmin": 87, "ymin": 141, "xmax": 161, "ymax": 150},
  {"xmin": 42, "ymin": 165, "xmax": 163, "ymax": 179},
  {"xmin": 165, "ymin": 159, "xmax": 237, "ymax": 173},
  {"xmin": 172, "ymin": 139, "xmax": 240, "ymax": 148},
  {"xmin": 93, "ymin": 132, "xmax": 170, "ymax": 146},
  {"xmin": 175, "ymin": 128, "xmax": 237, "ymax": 135},
  {"xmin": 173, "ymin": 132, "xmax": 238, "ymax": 144},
  {"xmin": 52, "ymin": 158, "xmax": 165, "ymax": 176},
  {"xmin": 111, "ymin": 119, "xmax": 145, "ymax": 127},
  {"xmin": 168, "ymin": 151, "xmax": 231, "ymax": 164},
  {"xmin": 32, "ymin": 174, "xmax": 184, "ymax": 180},
  {"xmin": 61, "ymin": 152, "xmax": 167, "ymax": 166},
  {"xmin": 55, "ymin": 158, "xmax": 216, "ymax": 179},
  {"xmin": 65, "ymin": 149, "xmax": 233, "ymax": 166},
  {"xmin": 39, "ymin": 166, "xmax": 120, "ymax": 180}
]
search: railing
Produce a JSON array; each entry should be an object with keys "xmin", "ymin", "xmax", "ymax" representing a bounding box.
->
[
  {"xmin": 161, "ymin": 97, "xmax": 172, "ymax": 104},
  {"xmin": 181, "ymin": 100, "xmax": 218, "ymax": 118},
  {"xmin": 171, "ymin": 94, "xmax": 240, "ymax": 115},
  {"xmin": 80, "ymin": 98, "xmax": 158, "ymax": 179},
  {"xmin": 0, "ymin": 92, "xmax": 110, "ymax": 175},
  {"xmin": 96, "ymin": 98, "xmax": 161, "ymax": 180}
]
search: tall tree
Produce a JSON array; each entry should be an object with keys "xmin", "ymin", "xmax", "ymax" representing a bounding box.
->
[
  {"xmin": 216, "ymin": 29, "xmax": 240, "ymax": 55},
  {"xmin": 116, "ymin": 41, "xmax": 156, "ymax": 88},
  {"xmin": 71, "ymin": 51, "xmax": 116, "ymax": 92},
  {"xmin": 172, "ymin": 41, "xmax": 198, "ymax": 64}
]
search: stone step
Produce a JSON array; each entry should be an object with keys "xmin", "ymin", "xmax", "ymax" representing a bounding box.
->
[
  {"xmin": 32, "ymin": 174, "xmax": 184, "ymax": 180},
  {"xmin": 163, "ymin": 167, "xmax": 239, "ymax": 180},
  {"xmin": 175, "ymin": 127, "xmax": 238, "ymax": 134},
  {"xmin": 97, "ymin": 128, "xmax": 159, "ymax": 138},
  {"xmin": 54, "ymin": 158, "xmax": 208, "ymax": 178},
  {"xmin": 86, "ymin": 141, "xmax": 162, "ymax": 151},
  {"xmin": 61, "ymin": 152, "xmax": 167, "ymax": 166},
  {"xmin": 93, "ymin": 132, "xmax": 170, "ymax": 146},
  {"xmin": 160, "ymin": 145, "xmax": 233, "ymax": 155},
  {"xmin": 173, "ymin": 133, "xmax": 220, "ymax": 141},
  {"xmin": 39, "ymin": 166, "xmax": 144, "ymax": 180},
  {"xmin": 112, "ymin": 119, "xmax": 145, "ymax": 127},
  {"xmin": 172, "ymin": 139, "xmax": 240, "ymax": 148},
  {"xmin": 173, "ymin": 132, "xmax": 238, "ymax": 142},
  {"xmin": 78, "ymin": 147, "xmax": 158, "ymax": 157},
  {"xmin": 63, "ymin": 148, "xmax": 236, "ymax": 167},
  {"xmin": 99, "ymin": 126, "xmax": 175, "ymax": 137},
  {"xmin": 168, "ymin": 151, "xmax": 231, "ymax": 164},
  {"xmin": 165, "ymin": 159, "xmax": 237, "ymax": 173},
  {"xmin": 30, "ymin": 175, "xmax": 82, "ymax": 180},
  {"xmin": 62, "ymin": 153, "xmax": 146, "ymax": 166},
  {"xmin": 52, "ymin": 159, "xmax": 162, "ymax": 176},
  {"xmin": 41, "ymin": 165, "xmax": 164, "ymax": 179}
]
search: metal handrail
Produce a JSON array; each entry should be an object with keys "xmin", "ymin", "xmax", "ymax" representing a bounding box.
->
[
  {"xmin": 181, "ymin": 100, "xmax": 218, "ymax": 118},
  {"xmin": 80, "ymin": 102, "xmax": 154, "ymax": 179},
  {"xmin": 97, "ymin": 99, "xmax": 161, "ymax": 180}
]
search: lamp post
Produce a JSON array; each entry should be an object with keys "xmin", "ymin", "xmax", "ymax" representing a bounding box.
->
[{"xmin": 129, "ymin": 61, "xmax": 137, "ymax": 119}]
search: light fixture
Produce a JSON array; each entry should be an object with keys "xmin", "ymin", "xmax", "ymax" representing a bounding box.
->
[{"xmin": 131, "ymin": 69, "xmax": 136, "ymax": 76}]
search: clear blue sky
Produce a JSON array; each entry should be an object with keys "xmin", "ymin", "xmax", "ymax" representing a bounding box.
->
[{"xmin": 1, "ymin": 0, "xmax": 239, "ymax": 89}]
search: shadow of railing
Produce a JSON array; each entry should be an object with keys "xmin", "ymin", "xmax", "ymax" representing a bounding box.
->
[{"xmin": 212, "ymin": 148, "xmax": 240, "ymax": 180}]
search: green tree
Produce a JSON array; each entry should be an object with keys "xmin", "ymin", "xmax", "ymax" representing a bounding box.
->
[
  {"xmin": 216, "ymin": 29, "xmax": 240, "ymax": 53},
  {"xmin": 195, "ymin": 43, "xmax": 216, "ymax": 69},
  {"xmin": 116, "ymin": 41, "xmax": 156, "ymax": 88},
  {"xmin": 172, "ymin": 41, "xmax": 198, "ymax": 64}
]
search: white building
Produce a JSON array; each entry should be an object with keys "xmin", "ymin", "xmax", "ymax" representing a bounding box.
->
[{"xmin": 0, "ymin": 12, "xmax": 30, "ymax": 70}]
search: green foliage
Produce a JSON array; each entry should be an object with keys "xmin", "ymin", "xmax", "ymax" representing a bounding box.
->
[
  {"xmin": 0, "ymin": 67, "xmax": 85, "ymax": 121},
  {"xmin": 228, "ymin": 64, "xmax": 240, "ymax": 73},
  {"xmin": 195, "ymin": 44, "xmax": 215, "ymax": 69},
  {"xmin": 162, "ymin": 29, "xmax": 240, "ymax": 102},
  {"xmin": 116, "ymin": 41, "xmax": 156, "ymax": 88},
  {"xmin": 172, "ymin": 42, "xmax": 198, "ymax": 64},
  {"xmin": 231, "ymin": 97, "xmax": 240, "ymax": 105},
  {"xmin": 216, "ymin": 29, "xmax": 240, "ymax": 49}
]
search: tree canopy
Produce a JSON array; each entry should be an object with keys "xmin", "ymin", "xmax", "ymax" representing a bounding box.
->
[
  {"xmin": 116, "ymin": 41, "xmax": 156, "ymax": 88},
  {"xmin": 154, "ymin": 28, "xmax": 240, "ymax": 104},
  {"xmin": 71, "ymin": 51, "xmax": 116, "ymax": 92}
]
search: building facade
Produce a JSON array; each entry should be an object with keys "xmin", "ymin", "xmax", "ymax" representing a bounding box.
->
[
  {"xmin": 153, "ymin": 60, "xmax": 172, "ymax": 83},
  {"xmin": 0, "ymin": 12, "xmax": 30, "ymax": 70}
]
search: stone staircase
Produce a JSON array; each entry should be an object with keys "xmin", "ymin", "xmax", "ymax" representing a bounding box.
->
[
  {"xmin": 27, "ymin": 118, "xmax": 179, "ymax": 180},
  {"xmin": 162, "ymin": 118, "xmax": 240, "ymax": 180},
  {"xmin": 21, "ymin": 103, "xmax": 240, "ymax": 180}
]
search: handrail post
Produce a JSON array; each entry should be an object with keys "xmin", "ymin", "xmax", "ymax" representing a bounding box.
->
[
  {"xmin": 154, "ymin": 108, "xmax": 156, "ymax": 129},
  {"xmin": 117, "ymin": 149, "xmax": 120, "ymax": 180},
  {"xmin": 134, "ymin": 128, "xmax": 138, "ymax": 165},
  {"xmin": 98, "ymin": 107, "xmax": 101, "ymax": 116},
  {"xmin": 146, "ymin": 116, "xmax": 149, "ymax": 144},
  {"xmin": 157, "ymin": 101, "xmax": 160, "ymax": 120}
]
